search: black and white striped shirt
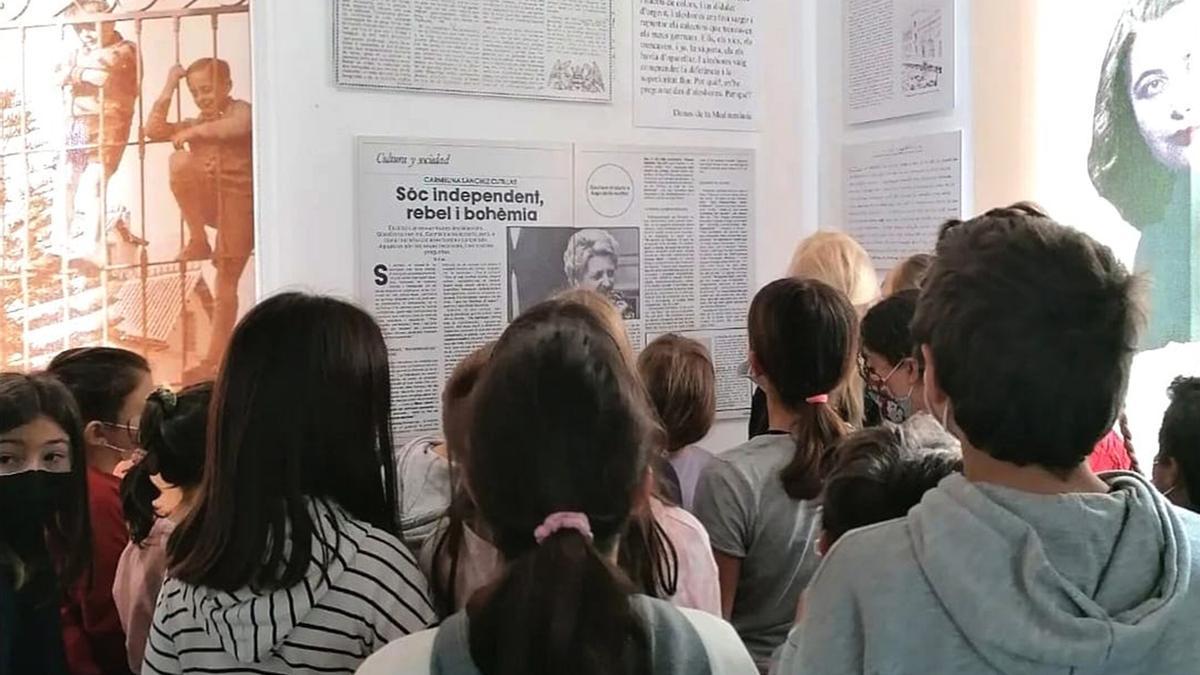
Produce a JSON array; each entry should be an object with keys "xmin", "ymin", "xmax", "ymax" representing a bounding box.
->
[{"xmin": 142, "ymin": 499, "xmax": 436, "ymax": 674}]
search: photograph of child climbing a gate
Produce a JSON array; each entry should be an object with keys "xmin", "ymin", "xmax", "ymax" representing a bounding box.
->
[{"xmin": 0, "ymin": 0, "xmax": 255, "ymax": 385}]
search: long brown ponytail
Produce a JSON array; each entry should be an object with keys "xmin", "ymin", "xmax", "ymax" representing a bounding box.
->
[
  {"xmin": 464, "ymin": 299, "xmax": 660, "ymax": 675},
  {"xmin": 748, "ymin": 279, "xmax": 857, "ymax": 500}
]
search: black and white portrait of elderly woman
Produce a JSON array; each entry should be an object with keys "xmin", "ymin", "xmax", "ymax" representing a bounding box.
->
[
  {"xmin": 1089, "ymin": 0, "xmax": 1197, "ymax": 350},
  {"xmin": 506, "ymin": 226, "xmax": 640, "ymax": 321},
  {"xmin": 562, "ymin": 229, "xmax": 637, "ymax": 320}
]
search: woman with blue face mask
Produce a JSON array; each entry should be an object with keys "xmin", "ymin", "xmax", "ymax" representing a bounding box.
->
[
  {"xmin": 860, "ymin": 290, "xmax": 937, "ymax": 425},
  {"xmin": 0, "ymin": 373, "xmax": 92, "ymax": 675}
]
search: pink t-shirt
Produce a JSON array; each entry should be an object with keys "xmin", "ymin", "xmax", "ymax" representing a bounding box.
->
[
  {"xmin": 112, "ymin": 517, "xmax": 175, "ymax": 673},
  {"xmin": 420, "ymin": 498, "xmax": 722, "ymax": 616}
]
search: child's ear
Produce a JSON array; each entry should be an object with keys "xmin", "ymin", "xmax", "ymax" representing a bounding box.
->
[
  {"xmin": 902, "ymin": 357, "xmax": 921, "ymax": 386},
  {"xmin": 817, "ymin": 530, "xmax": 832, "ymax": 556},
  {"xmin": 83, "ymin": 420, "xmax": 106, "ymax": 449},
  {"xmin": 921, "ymin": 345, "xmax": 948, "ymax": 410}
]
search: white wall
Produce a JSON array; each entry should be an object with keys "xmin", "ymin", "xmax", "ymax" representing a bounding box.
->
[{"xmin": 250, "ymin": 1, "xmax": 823, "ymax": 451}]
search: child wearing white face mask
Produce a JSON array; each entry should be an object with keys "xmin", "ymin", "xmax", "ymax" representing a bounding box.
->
[
  {"xmin": 48, "ymin": 348, "xmax": 155, "ymax": 675},
  {"xmin": 1154, "ymin": 377, "xmax": 1200, "ymax": 512},
  {"xmin": 0, "ymin": 373, "xmax": 92, "ymax": 675},
  {"xmin": 859, "ymin": 290, "xmax": 959, "ymax": 439}
]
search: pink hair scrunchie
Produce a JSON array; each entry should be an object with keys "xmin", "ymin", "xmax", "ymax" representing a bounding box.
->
[
  {"xmin": 533, "ymin": 512, "xmax": 594, "ymax": 545},
  {"xmin": 805, "ymin": 394, "xmax": 830, "ymax": 404}
]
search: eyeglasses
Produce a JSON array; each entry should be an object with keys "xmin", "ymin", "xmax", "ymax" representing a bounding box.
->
[
  {"xmin": 857, "ymin": 353, "xmax": 905, "ymax": 387},
  {"xmin": 100, "ymin": 420, "xmax": 140, "ymax": 448}
]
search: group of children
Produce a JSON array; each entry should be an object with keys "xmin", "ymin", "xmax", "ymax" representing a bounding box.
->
[{"xmin": 3, "ymin": 204, "xmax": 1200, "ymax": 674}]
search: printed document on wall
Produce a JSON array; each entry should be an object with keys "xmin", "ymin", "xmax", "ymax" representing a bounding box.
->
[
  {"xmin": 633, "ymin": 0, "xmax": 760, "ymax": 130},
  {"xmin": 357, "ymin": 138, "xmax": 574, "ymax": 436},
  {"xmin": 845, "ymin": 0, "xmax": 955, "ymax": 124},
  {"xmin": 335, "ymin": 0, "xmax": 613, "ymax": 102},
  {"xmin": 573, "ymin": 145, "xmax": 755, "ymax": 416},
  {"xmin": 358, "ymin": 138, "xmax": 756, "ymax": 439},
  {"xmin": 843, "ymin": 131, "xmax": 962, "ymax": 268}
]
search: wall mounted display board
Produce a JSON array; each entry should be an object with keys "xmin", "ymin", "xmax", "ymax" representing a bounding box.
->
[
  {"xmin": 335, "ymin": 0, "xmax": 614, "ymax": 102},
  {"xmin": 845, "ymin": 0, "xmax": 955, "ymax": 124},
  {"xmin": 843, "ymin": 130, "xmax": 962, "ymax": 268},
  {"xmin": 356, "ymin": 137, "xmax": 755, "ymax": 438},
  {"xmin": 634, "ymin": 0, "xmax": 759, "ymax": 130}
]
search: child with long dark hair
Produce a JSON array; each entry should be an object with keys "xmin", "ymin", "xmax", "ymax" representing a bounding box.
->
[
  {"xmin": 423, "ymin": 291, "xmax": 720, "ymax": 618},
  {"xmin": 48, "ymin": 346, "xmax": 153, "ymax": 675},
  {"xmin": 359, "ymin": 299, "xmax": 754, "ymax": 675},
  {"xmin": 0, "ymin": 373, "xmax": 91, "ymax": 675},
  {"xmin": 142, "ymin": 293, "xmax": 435, "ymax": 674},
  {"xmin": 694, "ymin": 278, "xmax": 856, "ymax": 670},
  {"xmin": 112, "ymin": 383, "xmax": 210, "ymax": 672}
]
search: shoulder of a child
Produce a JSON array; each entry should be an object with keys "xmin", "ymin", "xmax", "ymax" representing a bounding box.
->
[
  {"xmin": 676, "ymin": 607, "xmax": 757, "ymax": 673},
  {"xmin": 695, "ymin": 452, "xmax": 757, "ymax": 504},
  {"xmin": 1175, "ymin": 507, "xmax": 1200, "ymax": 554},
  {"xmin": 651, "ymin": 498, "xmax": 711, "ymax": 544},
  {"xmin": 814, "ymin": 518, "xmax": 916, "ymax": 591},
  {"xmin": 355, "ymin": 628, "xmax": 438, "ymax": 675}
]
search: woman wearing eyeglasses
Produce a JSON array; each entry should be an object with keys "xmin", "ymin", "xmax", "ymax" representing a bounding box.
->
[
  {"xmin": 47, "ymin": 347, "xmax": 154, "ymax": 675},
  {"xmin": 860, "ymin": 290, "xmax": 932, "ymax": 425}
]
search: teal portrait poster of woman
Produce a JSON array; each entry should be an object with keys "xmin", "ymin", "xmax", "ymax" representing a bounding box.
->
[{"xmin": 1089, "ymin": 0, "xmax": 1198, "ymax": 350}]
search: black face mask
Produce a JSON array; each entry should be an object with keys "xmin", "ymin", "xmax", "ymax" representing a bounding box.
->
[{"xmin": 0, "ymin": 470, "xmax": 73, "ymax": 563}]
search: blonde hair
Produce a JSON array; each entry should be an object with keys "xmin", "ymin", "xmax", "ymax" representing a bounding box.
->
[
  {"xmin": 563, "ymin": 229, "xmax": 620, "ymax": 286},
  {"xmin": 883, "ymin": 253, "xmax": 934, "ymax": 296},
  {"xmin": 554, "ymin": 287, "xmax": 636, "ymax": 367},
  {"xmin": 786, "ymin": 232, "xmax": 877, "ymax": 427},
  {"xmin": 786, "ymin": 232, "xmax": 879, "ymax": 308}
]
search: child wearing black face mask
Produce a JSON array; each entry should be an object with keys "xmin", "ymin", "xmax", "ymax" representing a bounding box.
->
[{"xmin": 0, "ymin": 373, "xmax": 92, "ymax": 675}]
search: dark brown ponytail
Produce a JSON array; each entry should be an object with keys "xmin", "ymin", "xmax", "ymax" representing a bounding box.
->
[
  {"xmin": 749, "ymin": 279, "xmax": 857, "ymax": 500},
  {"xmin": 469, "ymin": 531, "xmax": 650, "ymax": 675},
  {"xmin": 1118, "ymin": 411, "xmax": 1140, "ymax": 473},
  {"xmin": 779, "ymin": 402, "xmax": 851, "ymax": 500},
  {"xmin": 464, "ymin": 299, "xmax": 660, "ymax": 675}
]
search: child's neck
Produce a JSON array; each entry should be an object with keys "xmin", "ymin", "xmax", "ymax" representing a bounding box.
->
[
  {"xmin": 765, "ymin": 388, "xmax": 801, "ymax": 433},
  {"xmin": 87, "ymin": 446, "xmax": 120, "ymax": 476},
  {"xmin": 961, "ymin": 444, "xmax": 1109, "ymax": 495},
  {"xmin": 170, "ymin": 490, "xmax": 197, "ymax": 525}
]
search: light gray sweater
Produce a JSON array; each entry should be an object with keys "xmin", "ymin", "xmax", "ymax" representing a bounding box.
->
[{"xmin": 775, "ymin": 471, "xmax": 1200, "ymax": 675}]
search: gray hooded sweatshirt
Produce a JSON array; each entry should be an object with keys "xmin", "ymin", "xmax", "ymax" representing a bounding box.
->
[{"xmin": 774, "ymin": 471, "xmax": 1200, "ymax": 675}]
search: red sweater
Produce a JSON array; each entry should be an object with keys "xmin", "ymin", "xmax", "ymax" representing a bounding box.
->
[
  {"xmin": 1088, "ymin": 430, "xmax": 1135, "ymax": 474},
  {"xmin": 62, "ymin": 468, "xmax": 133, "ymax": 675}
]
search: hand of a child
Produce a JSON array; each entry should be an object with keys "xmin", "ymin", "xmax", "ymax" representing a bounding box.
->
[
  {"xmin": 113, "ymin": 458, "xmax": 137, "ymax": 479},
  {"xmin": 171, "ymin": 127, "xmax": 194, "ymax": 150},
  {"xmin": 168, "ymin": 64, "xmax": 188, "ymax": 84}
]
